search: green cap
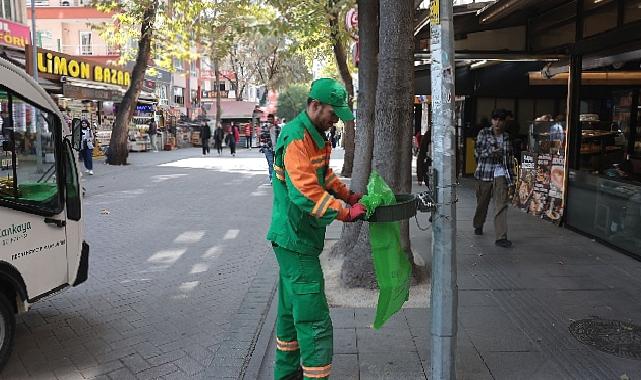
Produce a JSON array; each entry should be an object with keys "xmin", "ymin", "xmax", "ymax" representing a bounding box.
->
[{"xmin": 308, "ymin": 78, "xmax": 354, "ymax": 122}]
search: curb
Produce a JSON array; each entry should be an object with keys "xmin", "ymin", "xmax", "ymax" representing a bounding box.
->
[
  {"xmin": 204, "ymin": 252, "xmax": 278, "ymax": 379},
  {"xmin": 242, "ymin": 285, "xmax": 278, "ymax": 379}
]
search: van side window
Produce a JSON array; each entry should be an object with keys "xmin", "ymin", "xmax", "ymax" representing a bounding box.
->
[{"xmin": 0, "ymin": 88, "xmax": 62, "ymax": 215}]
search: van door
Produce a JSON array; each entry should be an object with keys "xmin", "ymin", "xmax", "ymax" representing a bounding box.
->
[{"xmin": 0, "ymin": 88, "xmax": 68, "ymax": 300}]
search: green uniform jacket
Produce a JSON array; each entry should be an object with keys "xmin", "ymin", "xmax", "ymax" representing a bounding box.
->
[{"xmin": 267, "ymin": 111, "xmax": 351, "ymax": 255}]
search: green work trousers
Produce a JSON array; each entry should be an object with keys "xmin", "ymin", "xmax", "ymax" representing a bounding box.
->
[{"xmin": 273, "ymin": 245, "xmax": 333, "ymax": 380}]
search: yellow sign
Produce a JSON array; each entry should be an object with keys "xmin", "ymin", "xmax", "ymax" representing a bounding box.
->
[
  {"xmin": 430, "ymin": 0, "xmax": 440, "ymax": 25},
  {"xmin": 33, "ymin": 49, "xmax": 130, "ymax": 87}
]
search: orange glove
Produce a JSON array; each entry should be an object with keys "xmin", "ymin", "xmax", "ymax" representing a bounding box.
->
[
  {"xmin": 346, "ymin": 191, "xmax": 363, "ymax": 206},
  {"xmin": 344, "ymin": 203, "xmax": 366, "ymax": 222}
]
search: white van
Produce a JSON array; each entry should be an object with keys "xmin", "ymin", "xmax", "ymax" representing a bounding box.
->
[{"xmin": 0, "ymin": 57, "xmax": 88, "ymax": 368}]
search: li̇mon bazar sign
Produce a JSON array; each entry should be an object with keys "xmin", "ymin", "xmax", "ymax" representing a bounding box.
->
[{"xmin": 27, "ymin": 48, "xmax": 131, "ymax": 87}]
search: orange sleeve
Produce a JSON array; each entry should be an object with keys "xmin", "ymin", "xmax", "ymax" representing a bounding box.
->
[
  {"xmin": 325, "ymin": 168, "xmax": 351, "ymax": 202},
  {"xmin": 284, "ymin": 139, "xmax": 349, "ymax": 222}
]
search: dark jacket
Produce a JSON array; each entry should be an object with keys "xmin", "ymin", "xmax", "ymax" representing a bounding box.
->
[
  {"xmin": 213, "ymin": 127, "xmax": 224, "ymax": 142},
  {"xmin": 225, "ymin": 133, "xmax": 236, "ymax": 147},
  {"xmin": 201, "ymin": 124, "xmax": 212, "ymax": 140}
]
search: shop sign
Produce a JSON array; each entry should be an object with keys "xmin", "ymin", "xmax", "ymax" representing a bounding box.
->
[
  {"xmin": 0, "ymin": 19, "xmax": 30, "ymax": 50},
  {"xmin": 544, "ymin": 155, "xmax": 565, "ymax": 224},
  {"xmin": 27, "ymin": 48, "xmax": 131, "ymax": 88},
  {"xmin": 515, "ymin": 152, "xmax": 536, "ymax": 211},
  {"xmin": 63, "ymin": 84, "xmax": 123, "ymax": 102},
  {"xmin": 430, "ymin": 0, "xmax": 440, "ymax": 25},
  {"xmin": 136, "ymin": 104, "xmax": 154, "ymax": 112},
  {"xmin": 202, "ymin": 90, "xmax": 228, "ymax": 99}
]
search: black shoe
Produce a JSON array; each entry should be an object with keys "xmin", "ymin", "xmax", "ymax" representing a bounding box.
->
[
  {"xmin": 495, "ymin": 239, "xmax": 512, "ymax": 248},
  {"xmin": 474, "ymin": 227, "xmax": 483, "ymax": 235}
]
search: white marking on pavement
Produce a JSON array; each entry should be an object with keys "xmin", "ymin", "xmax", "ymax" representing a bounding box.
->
[
  {"xmin": 223, "ymin": 229, "xmax": 239, "ymax": 240},
  {"xmin": 150, "ymin": 173, "xmax": 188, "ymax": 183},
  {"xmin": 179, "ymin": 281, "xmax": 199, "ymax": 292},
  {"xmin": 202, "ymin": 246, "xmax": 222, "ymax": 259},
  {"xmin": 147, "ymin": 249, "xmax": 186, "ymax": 265},
  {"xmin": 174, "ymin": 231, "xmax": 206, "ymax": 244},
  {"xmin": 190, "ymin": 263, "xmax": 209, "ymax": 274}
]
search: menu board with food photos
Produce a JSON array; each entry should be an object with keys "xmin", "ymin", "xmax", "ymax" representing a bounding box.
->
[
  {"xmin": 528, "ymin": 154, "xmax": 551, "ymax": 217},
  {"xmin": 514, "ymin": 151, "xmax": 566, "ymax": 224},
  {"xmin": 543, "ymin": 155, "xmax": 565, "ymax": 224},
  {"xmin": 515, "ymin": 152, "xmax": 536, "ymax": 211}
]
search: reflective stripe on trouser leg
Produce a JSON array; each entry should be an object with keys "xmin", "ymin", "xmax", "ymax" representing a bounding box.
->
[
  {"xmin": 273, "ymin": 246, "xmax": 333, "ymax": 380},
  {"xmin": 275, "ymin": 272, "xmax": 301, "ymax": 380}
]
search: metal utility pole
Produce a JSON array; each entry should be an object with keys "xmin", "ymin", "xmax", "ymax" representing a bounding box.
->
[
  {"xmin": 30, "ymin": 0, "xmax": 43, "ymax": 172},
  {"xmin": 429, "ymin": 0, "xmax": 458, "ymax": 379}
]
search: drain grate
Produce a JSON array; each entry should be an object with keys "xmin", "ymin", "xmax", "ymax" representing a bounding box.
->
[{"xmin": 569, "ymin": 318, "xmax": 641, "ymax": 360}]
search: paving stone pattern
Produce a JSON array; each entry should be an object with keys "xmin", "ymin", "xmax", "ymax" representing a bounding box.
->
[
  {"xmin": 257, "ymin": 178, "xmax": 641, "ymax": 380},
  {"xmin": 1, "ymin": 149, "xmax": 279, "ymax": 379}
]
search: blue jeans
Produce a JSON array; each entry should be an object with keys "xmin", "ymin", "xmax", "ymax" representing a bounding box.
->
[
  {"xmin": 80, "ymin": 148, "xmax": 93, "ymax": 170},
  {"xmin": 265, "ymin": 149, "xmax": 274, "ymax": 181}
]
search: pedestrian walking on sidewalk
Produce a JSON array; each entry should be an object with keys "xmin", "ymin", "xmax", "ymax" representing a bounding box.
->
[
  {"xmin": 201, "ymin": 121, "xmax": 212, "ymax": 155},
  {"xmin": 213, "ymin": 124, "xmax": 224, "ymax": 155},
  {"xmin": 148, "ymin": 119, "xmax": 159, "ymax": 152},
  {"xmin": 267, "ymin": 78, "xmax": 366, "ymax": 380},
  {"xmin": 79, "ymin": 119, "xmax": 94, "ymax": 175},
  {"xmin": 225, "ymin": 130, "xmax": 236, "ymax": 156},
  {"xmin": 244, "ymin": 123, "xmax": 252, "ymax": 149},
  {"xmin": 259, "ymin": 120, "xmax": 276, "ymax": 183},
  {"xmin": 473, "ymin": 109, "xmax": 516, "ymax": 248}
]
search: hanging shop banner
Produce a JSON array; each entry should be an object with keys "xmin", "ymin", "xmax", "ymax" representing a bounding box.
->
[
  {"xmin": 515, "ymin": 151, "xmax": 536, "ymax": 211},
  {"xmin": 543, "ymin": 155, "xmax": 565, "ymax": 224},
  {"xmin": 0, "ymin": 19, "xmax": 30, "ymax": 50},
  {"xmin": 26, "ymin": 47, "xmax": 130, "ymax": 87}
]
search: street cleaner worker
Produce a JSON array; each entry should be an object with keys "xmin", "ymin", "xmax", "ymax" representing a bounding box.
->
[{"xmin": 267, "ymin": 78, "xmax": 366, "ymax": 380}]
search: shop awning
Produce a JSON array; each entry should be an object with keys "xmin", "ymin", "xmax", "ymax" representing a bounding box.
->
[
  {"xmin": 205, "ymin": 100, "xmax": 258, "ymax": 120},
  {"xmin": 61, "ymin": 77, "xmax": 126, "ymax": 102},
  {"xmin": 529, "ymin": 71, "xmax": 641, "ymax": 86}
]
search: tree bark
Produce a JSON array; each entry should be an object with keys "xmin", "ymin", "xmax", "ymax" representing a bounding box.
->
[
  {"xmin": 372, "ymin": 0, "xmax": 425, "ymax": 281},
  {"xmin": 327, "ymin": 1, "xmax": 356, "ymax": 178},
  {"xmin": 108, "ymin": 0, "xmax": 157, "ymax": 165},
  {"xmin": 335, "ymin": 0, "xmax": 380, "ymax": 289},
  {"xmin": 214, "ymin": 56, "xmax": 222, "ymax": 127}
]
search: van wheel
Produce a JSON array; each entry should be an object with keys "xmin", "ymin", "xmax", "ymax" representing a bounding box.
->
[{"xmin": 0, "ymin": 293, "xmax": 16, "ymax": 370}]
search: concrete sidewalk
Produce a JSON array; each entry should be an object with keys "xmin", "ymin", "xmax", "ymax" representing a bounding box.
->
[{"xmin": 251, "ymin": 179, "xmax": 641, "ymax": 379}]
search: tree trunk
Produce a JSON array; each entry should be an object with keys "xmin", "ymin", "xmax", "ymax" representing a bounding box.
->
[
  {"xmin": 335, "ymin": 0, "xmax": 380, "ymax": 289},
  {"xmin": 108, "ymin": 1, "xmax": 157, "ymax": 165},
  {"xmin": 327, "ymin": 1, "xmax": 356, "ymax": 178},
  {"xmin": 214, "ymin": 57, "xmax": 222, "ymax": 127},
  {"xmin": 373, "ymin": 0, "xmax": 425, "ymax": 281}
]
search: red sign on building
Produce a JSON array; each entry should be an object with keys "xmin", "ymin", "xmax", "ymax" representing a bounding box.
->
[{"xmin": 0, "ymin": 19, "xmax": 31, "ymax": 50}]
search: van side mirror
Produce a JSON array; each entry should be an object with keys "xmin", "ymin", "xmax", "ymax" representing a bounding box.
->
[{"xmin": 71, "ymin": 118, "xmax": 82, "ymax": 151}]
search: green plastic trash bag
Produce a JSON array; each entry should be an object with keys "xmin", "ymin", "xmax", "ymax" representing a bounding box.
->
[{"xmin": 360, "ymin": 171, "xmax": 411, "ymax": 329}]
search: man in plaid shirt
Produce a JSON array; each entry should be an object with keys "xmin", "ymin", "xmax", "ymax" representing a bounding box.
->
[{"xmin": 473, "ymin": 109, "xmax": 516, "ymax": 248}]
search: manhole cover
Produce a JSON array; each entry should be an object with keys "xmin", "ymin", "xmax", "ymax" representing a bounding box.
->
[{"xmin": 569, "ymin": 318, "xmax": 641, "ymax": 360}]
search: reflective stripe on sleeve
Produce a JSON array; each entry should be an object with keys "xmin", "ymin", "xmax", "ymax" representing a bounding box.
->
[
  {"xmin": 311, "ymin": 192, "xmax": 332, "ymax": 218},
  {"xmin": 273, "ymin": 164, "xmax": 285, "ymax": 181}
]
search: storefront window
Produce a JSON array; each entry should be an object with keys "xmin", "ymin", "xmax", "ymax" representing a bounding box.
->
[
  {"xmin": 576, "ymin": 91, "xmax": 632, "ymax": 178},
  {"xmin": 566, "ymin": 170, "xmax": 641, "ymax": 256},
  {"xmin": 173, "ymin": 87, "xmax": 184, "ymax": 105},
  {"xmin": 624, "ymin": 0, "xmax": 641, "ymax": 23}
]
